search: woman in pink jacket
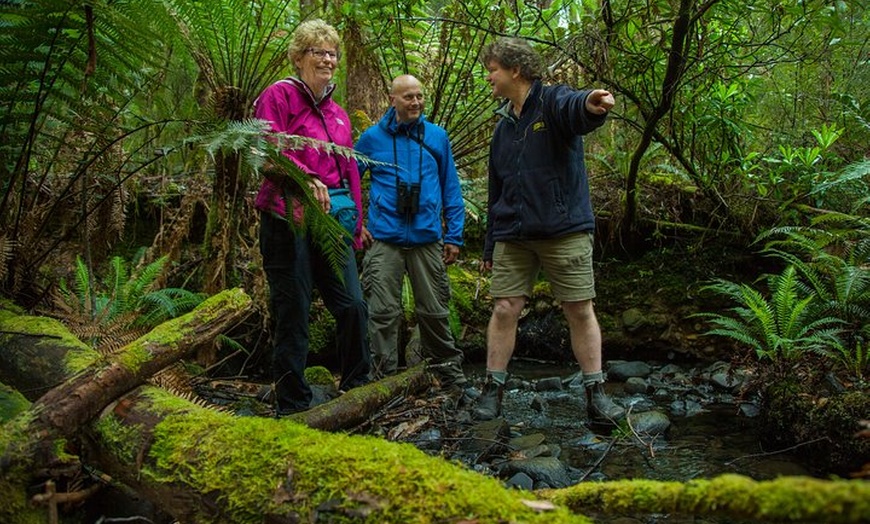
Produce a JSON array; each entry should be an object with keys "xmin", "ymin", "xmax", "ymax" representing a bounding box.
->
[{"xmin": 254, "ymin": 19, "xmax": 370, "ymax": 415}]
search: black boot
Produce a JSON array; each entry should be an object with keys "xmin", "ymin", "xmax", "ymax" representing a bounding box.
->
[
  {"xmin": 472, "ymin": 380, "xmax": 503, "ymax": 421},
  {"xmin": 586, "ymin": 382, "xmax": 625, "ymax": 424}
]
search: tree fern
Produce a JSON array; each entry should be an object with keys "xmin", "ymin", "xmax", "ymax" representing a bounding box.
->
[
  {"xmin": 188, "ymin": 118, "xmax": 372, "ymax": 279},
  {"xmin": 695, "ymin": 266, "xmax": 845, "ymax": 362},
  {"xmin": 755, "ymin": 216, "xmax": 870, "ymax": 376},
  {"xmin": 0, "ymin": 0, "xmax": 182, "ymax": 301},
  {"xmin": 56, "ymin": 252, "xmax": 205, "ymax": 350}
]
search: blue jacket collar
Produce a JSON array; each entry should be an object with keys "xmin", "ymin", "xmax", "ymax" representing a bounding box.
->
[{"xmin": 380, "ymin": 106, "xmax": 428, "ymax": 136}]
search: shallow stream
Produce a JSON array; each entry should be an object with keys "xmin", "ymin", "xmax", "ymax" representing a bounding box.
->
[{"xmin": 471, "ymin": 359, "xmax": 812, "ymax": 480}]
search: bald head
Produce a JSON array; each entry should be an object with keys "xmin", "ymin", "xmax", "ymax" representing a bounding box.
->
[{"xmin": 390, "ymin": 75, "xmax": 424, "ymax": 124}]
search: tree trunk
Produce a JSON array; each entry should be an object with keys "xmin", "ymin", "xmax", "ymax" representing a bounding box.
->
[
  {"xmin": 0, "ymin": 310, "xmax": 97, "ymax": 401},
  {"xmin": 0, "ymin": 288, "xmax": 254, "ymax": 519},
  {"xmin": 544, "ymin": 474, "xmax": 870, "ymax": 524},
  {"xmin": 32, "ymin": 288, "xmax": 253, "ymax": 440},
  {"xmin": 80, "ymin": 385, "xmax": 588, "ymax": 524},
  {"xmin": 288, "ymin": 364, "xmax": 430, "ymax": 431}
]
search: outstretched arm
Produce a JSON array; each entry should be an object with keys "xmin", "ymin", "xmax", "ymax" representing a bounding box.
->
[{"xmin": 585, "ymin": 89, "xmax": 615, "ymax": 115}]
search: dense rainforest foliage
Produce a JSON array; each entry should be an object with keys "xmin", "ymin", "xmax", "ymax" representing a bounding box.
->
[{"xmin": 0, "ymin": 0, "xmax": 868, "ymax": 516}]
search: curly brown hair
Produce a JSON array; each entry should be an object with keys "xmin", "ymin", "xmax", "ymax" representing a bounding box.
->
[{"xmin": 480, "ymin": 37, "xmax": 543, "ymax": 81}]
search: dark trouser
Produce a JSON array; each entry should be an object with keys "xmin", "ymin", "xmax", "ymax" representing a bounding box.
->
[
  {"xmin": 260, "ymin": 212, "xmax": 371, "ymax": 413},
  {"xmin": 362, "ymin": 240, "xmax": 465, "ymax": 384}
]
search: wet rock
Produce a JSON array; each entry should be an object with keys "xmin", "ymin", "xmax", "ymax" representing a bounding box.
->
[
  {"xmin": 462, "ymin": 418, "xmax": 511, "ymax": 456},
  {"xmin": 739, "ymin": 402, "xmax": 760, "ymax": 417},
  {"xmin": 607, "ymin": 360, "xmax": 653, "ymax": 381},
  {"xmin": 709, "ymin": 371, "xmax": 742, "ymax": 391},
  {"xmin": 659, "ymin": 363, "xmax": 683, "ymax": 375},
  {"xmin": 504, "ymin": 471, "xmax": 534, "ymax": 490},
  {"xmin": 652, "ymin": 387, "xmax": 671, "ymax": 401},
  {"xmin": 516, "ymin": 443, "xmax": 551, "ymax": 460},
  {"xmin": 569, "ymin": 432, "xmax": 611, "ymax": 451},
  {"xmin": 669, "ymin": 399, "xmax": 687, "ymax": 417},
  {"xmin": 627, "ymin": 410, "xmax": 671, "ymax": 436},
  {"xmin": 535, "ymin": 376, "xmax": 563, "ymax": 391},
  {"xmin": 624, "ymin": 377, "xmax": 649, "ymax": 394},
  {"xmin": 528, "ymin": 413, "xmax": 552, "ymax": 429},
  {"xmin": 501, "ymin": 456, "xmax": 571, "ymax": 488},
  {"xmin": 529, "ymin": 394, "xmax": 548, "ymax": 412},
  {"xmin": 625, "ymin": 396, "xmax": 656, "ymax": 413},
  {"xmin": 413, "ymin": 428, "xmax": 442, "ymax": 451},
  {"xmin": 621, "ymin": 308, "xmax": 647, "ymax": 332},
  {"xmin": 684, "ymin": 398, "xmax": 704, "ymax": 417},
  {"xmin": 509, "ymin": 433, "xmax": 546, "ymax": 450}
]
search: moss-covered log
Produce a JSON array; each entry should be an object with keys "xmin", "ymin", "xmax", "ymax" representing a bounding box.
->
[
  {"xmin": 0, "ymin": 288, "xmax": 253, "ymax": 520},
  {"xmin": 542, "ymin": 474, "xmax": 870, "ymax": 523},
  {"xmin": 0, "ymin": 303, "xmax": 98, "ymax": 401},
  {"xmin": 29, "ymin": 287, "xmax": 253, "ymax": 439},
  {"xmin": 82, "ymin": 386, "xmax": 590, "ymax": 524},
  {"xmin": 289, "ymin": 364, "xmax": 430, "ymax": 431}
]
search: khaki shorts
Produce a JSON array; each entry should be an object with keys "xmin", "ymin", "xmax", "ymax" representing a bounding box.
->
[{"xmin": 490, "ymin": 232, "xmax": 596, "ymax": 302}]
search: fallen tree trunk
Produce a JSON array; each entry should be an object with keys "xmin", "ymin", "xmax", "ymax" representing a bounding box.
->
[
  {"xmin": 30, "ymin": 287, "xmax": 253, "ymax": 439},
  {"xmin": 83, "ymin": 385, "xmax": 589, "ymax": 524},
  {"xmin": 289, "ymin": 364, "xmax": 430, "ymax": 431},
  {"xmin": 0, "ymin": 303, "xmax": 99, "ymax": 401},
  {"xmin": 0, "ymin": 288, "xmax": 254, "ymax": 518},
  {"xmin": 542, "ymin": 474, "xmax": 870, "ymax": 523}
]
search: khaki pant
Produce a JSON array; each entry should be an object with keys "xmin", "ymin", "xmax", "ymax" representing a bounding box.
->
[{"xmin": 362, "ymin": 241, "xmax": 465, "ymax": 384}]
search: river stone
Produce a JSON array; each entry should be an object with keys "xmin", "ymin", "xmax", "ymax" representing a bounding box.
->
[
  {"xmin": 621, "ymin": 307, "xmax": 646, "ymax": 332},
  {"xmin": 505, "ymin": 471, "xmax": 534, "ymax": 491},
  {"xmin": 608, "ymin": 360, "xmax": 653, "ymax": 381},
  {"xmin": 624, "ymin": 376, "xmax": 649, "ymax": 394},
  {"xmin": 516, "ymin": 443, "xmax": 551, "ymax": 460},
  {"xmin": 627, "ymin": 410, "xmax": 671, "ymax": 436},
  {"xmin": 659, "ymin": 363, "xmax": 683, "ymax": 375},
  {"xmin": 509, "ymin": 433, "xmax": 546, "ymax": 450},
  {"xmin": 462, "ymin": 418, "xmax": 511, "ymax": 455},
  {"xmin": 535, "ymin": 376, "xmax": 563, "ymax": 391},
  {"xmin": 710, "ymin": 369, "xmax": 748, "ymax": 391},
  {"xmin": 501, "ymin": 456, "xmax": 571, "ymax": 488},
  {"xmin": 530, "ymin": 393, "xmax": 548, "ymax": 412}
]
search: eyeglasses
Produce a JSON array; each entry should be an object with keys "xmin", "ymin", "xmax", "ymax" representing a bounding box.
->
[{"xmin": 306, "ymin": 48, "xmax": 340, "ymax": 61}]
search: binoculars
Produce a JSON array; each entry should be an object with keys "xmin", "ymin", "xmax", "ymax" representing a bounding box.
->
[{"xmin": 396, "ymin": 180, "xmax": 421, "ymax": 216}]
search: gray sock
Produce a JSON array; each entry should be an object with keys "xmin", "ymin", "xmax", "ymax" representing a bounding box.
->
[
  {"xmin": 583, "ymin": 371, "xmax": 605, "ymax": 388},
  {"xmin": 486, "ymin": 370, "xmax": 508, "ymax": 385}
]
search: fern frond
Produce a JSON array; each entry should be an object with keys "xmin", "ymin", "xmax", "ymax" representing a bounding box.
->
[
  {"xmin": 72, "ymin": 256, "xmax": 93, "ymax": 317},
  {"xmin": 136, "ymin": 288, "xmax": 205, "ymax": 328}
]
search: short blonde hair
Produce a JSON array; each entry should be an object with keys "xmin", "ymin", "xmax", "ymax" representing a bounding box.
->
[{"xmin": 288, "ymin": 19, "xmax": 341, "ymax": 69}]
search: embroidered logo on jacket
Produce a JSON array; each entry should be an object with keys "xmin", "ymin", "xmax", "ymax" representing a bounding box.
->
[
  {"xmin": 336, "ymin": 118, "xmax": 346, "ymax": 126},
  {"xmin": 533, "ymin": 121, "xmax": 546, "ymax": 132}
]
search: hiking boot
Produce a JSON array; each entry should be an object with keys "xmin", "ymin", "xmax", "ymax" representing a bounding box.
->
[
  {"xmin": 444, "ymin": 383, "xmax": 481, "ymax": 408},
  {"xmin": 586, "ymin": 383, "xmax": 625, "ymax": 424},
  {"xmin": 472, "ymin": 381, "xmax": 504, "ymax": 421}
]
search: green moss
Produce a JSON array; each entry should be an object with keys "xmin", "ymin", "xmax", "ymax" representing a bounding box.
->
[
  {"xmin": 93, "ymin": 415, "xmax": 146, "ymax": 466},
  {"xmin": 117, "ymin": 341, "xmax": 155, "ymax": 374},
  {"xmin": 0, "ymin": 313, "xmax": 101, "ymax": 374},
  {"xmin": 761, "ymin": 378, "xmax": 870, "ymax": 474},
  {"xmin": 304, "ymin": 366, "xmax": 335, "ymax": 386},
  {"xmin": 112, "ymin": 288, "xmax": 252, "ymax": 373},
  {"xmin": 0, "ymin": 414, "xmax": 43, "ymax": 523},
  {"xmin": 308, "ymin": 308, "xmax": 336, "ymax": 354},
  {"xmin": 0, "ymin": 299, "xmax": 25, "ymax": 316},
  {"xmin": 545, "ymin": 474, "xmax": 870, "ymax": 523},
  {"xmin": 446, "ymin": 263, "xmax": 491, "ymax": 327},
  {"xmin": 0, "ymin": 383, "xmax": 30, "ymax": 422},
  {"xmin": 131, "ymin": 387, "xmax": 590, "ymax": 523}
]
